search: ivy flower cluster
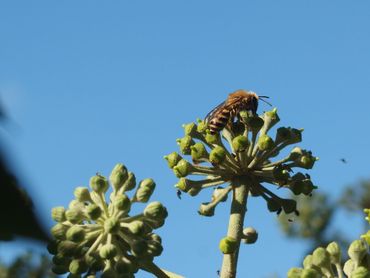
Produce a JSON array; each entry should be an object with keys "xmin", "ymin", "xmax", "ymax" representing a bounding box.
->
[
  {"xmin": 165, "ymin": 108, "xmax": 318, "ymax": 218},
  {"xmin": 48, "ymin": 163, "xmax": 168, "ymax": 277}
]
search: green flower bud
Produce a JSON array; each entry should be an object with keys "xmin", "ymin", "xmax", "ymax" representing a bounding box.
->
[
  {"xmin": 51, "ymin": 223, "xmax": 68, "ymax": 240},
  {"xmin": 281, "ymin": 199, "xmax": 297, "ymax": 214},
  {"xmin": 104, "ymin": 217, "xmax": 120, "ymax": 234},
  {"xmin": 289, "ymin": 147, "xmax": 303, "ymax": 160},
  {"xmin": 267, "ymin": 198, "xmax": 281, "ymax": 213},
  {"xmin": 287, "ymin": 268, "xmax": 303, "ymax": 278},
  {"xmin": 66, "ymin": 226, "xmax": 85, "ymax": 243},
  {"xmin": 177, "ymin": 135, "xmax": 195, "ymax": 155},
  {"xmin": 47, "ymin": 240, "xmax": 59, "ymax": 255},
  {"xmin": 175, "ymin": 178, "xmax": 191, "ymax": 192},
  {"xmin": 85, "ymin": 253, "xmax": 104, "ymax": 271},
  {"xmin": 65, "ymin": 208, "xmax": 84, "ymax": 224},
  {"xmin": 99, "ymin": 243, "xmax": 118, "ymax": 259},
  {"xmin": 110, "ymin": 163, "xmax": 128, "ymax": 191},
  {"xmin": 52, "ymin": 254, "xmax": 70, "ymax": 266},
  {"xmin": 212, "ymin": 187, "xmax": 228, "ymax": 202},
  {"xmin": 326, "ymin": 242, "xmax": 341, "ymax": 265},
  {"xmin": 121, "ymin": 172, "xmax": 136, "ymax": 192},
  {"xmin": 205, "ymin": 132, "xmax": 219, "ymax": 144},
  {"xmin": 188, "ymin": 186, "xmax": 202, "ymax": 196},
  {"xmin": 209, "ymin": 146, "xmax": 226, "ymax": 165},
  {"xmin": 242, "ymin": 227, "xmax": 258, "ymax": 244},
  {"xmin": 147, "ymin": 240, "xmax": 163, "ymax": 257},
  {"xmin": 301, "ymin": 268, "xmax": 321, "ymax": 278},
  {"xmin": 69, "ymin": 259, "xmax": 88, "ymax": 275},
  {"xmin": 51, "ymin": 207, "xmax": 66, "ymax": 222},
  {"xmin": 127, "ymin": 221, "xmax": 146, "ymax": 235},
  {"xmin": 133, "ymin": 179, "xmax": 155, "ymax": 203},
  {"xmin": 183, "ymin": 122, "xmax": 197, "ymax": 136},
  {"xmin": 348, "ymin": 240, "xmax": 368, "ymax": 264},
  {"xmin": 351, "ymin": 266, "xmax": 370, "ymax": 278},
  {"xmin": 114, "ymin": 194, "xmax": 131, "ymax": 213},
  {"xmin": 312, "ymin": 247, "xmax": 331, "ymax": 270},
  {"xmin": 57, "ymin": 241, "xmax": 79, "ymax": 257},
  {"xmin": 196, "ymin": 120, "xmax": 208, "ymax": 134},
  {"xmin": 361, "ymin": 231, "xmax": 370, "ymax": 246},
  {"xmin": 298, "ymin": 153, "xmax": 318, "ymax": 169},
  {"xmin": 173, "ymin": 159, "xmax": 193, "ymax": 178},
  {"xmin": 262, "ymin": 108, "xmax": 280, "ymax": 133},
  {"xmin": 86, "ymin": 203, "xmax": 102, "ymax": 220},
  {"xmin": 257, "ymin": 134, "xmax": 275, "ymax": 151},
  {"xmin": 240, "ymin": 113, "xmax": 264, "ymax": 132},
  {"xmin": 190, "ymin": 142, "xmax": 209, "ymax": 162},
  {"xmin": 276, "ymin": 127, "xmax": 302, "ymax": 145},
  {"xmin": 74, "ymin": 187, "xmax": 91, "ymax": 202},
  {"xmin": 164, "ymin": 152, "xmax": 182, "ymax": 169},
  {"xmin": 144, "ymin": 202, "xmax": 168, "ymax": 220},
  {"xmin": 148, "ymin": 233, "xmax": 162, "ymax": 244},
  {"xmin": 115, "ymin": 257, "xmax": 136, "ymax": 274},
  {"xmin": 273, "ymin": 166, "xmax": 290, "ymax": 185},
  {"xmin": 219, "ymin": 236, "xmax": 237, "ymax": 254},
  {"xmin": 198, "ymin": 202, "xmax": 215, "ymax": 217},
  {"xmin": 232, "ymin": 135, "xmax": 249, "ymax": 152},
  {"xmin": 131, "ymin": 239, "xmax": 147, "ymax": 257},
  {"xmin": 69, "ymin": 200, "xmax": 85, "ymax": 210},
  {"xmin": 52, "ymin": 265, "xmax": 69, "ymax": 275},
  {"xmin": 343, "ymin": 259, "xmax": 355, "ymax": 277},
  {"xmin": 303, "ymin": 255, "xmax": 313, "ymax": 269},
  {"xmin": 90, "ymin": 175, "xmax": 109, "ymax": 194}
]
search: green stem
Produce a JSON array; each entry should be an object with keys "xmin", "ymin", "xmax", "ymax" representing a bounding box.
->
[
  {"xmin": 220, "ymin": 179, "xmax": 249, "ymax": 278},
  {"xmin": 139, "ymin": 260, "xmax": 171, "ymax": 278}
]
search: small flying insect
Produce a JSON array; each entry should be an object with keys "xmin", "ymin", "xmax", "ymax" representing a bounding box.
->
[
  {"xmin": 205, "ymin": 90, "xmax": 271, "ymax": 134},
  {"xmin": 340, "ymin": 158, "xmax": 347, "ymax": 164},
  {"xmin": 176, "ymin": 189, "xmax": 182, "ymax": 200}
]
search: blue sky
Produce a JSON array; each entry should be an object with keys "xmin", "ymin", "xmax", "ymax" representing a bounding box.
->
[{"xmin": 0, "ymin": 1, "xmax": 370, "ymax": 277}]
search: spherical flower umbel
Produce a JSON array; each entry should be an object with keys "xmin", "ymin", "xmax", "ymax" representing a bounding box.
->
[
  {"xmin": 165, "ymin": 107, "xmax": 318, "ymax": 218},
  {"xmin": 48, "ymin": 163, "xmax": 168, "ymax": 277}
]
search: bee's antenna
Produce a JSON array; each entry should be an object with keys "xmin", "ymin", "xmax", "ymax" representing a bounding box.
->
[{"xmin": 258, "ymin": 95, "xmax": 272, "ymax": 106}]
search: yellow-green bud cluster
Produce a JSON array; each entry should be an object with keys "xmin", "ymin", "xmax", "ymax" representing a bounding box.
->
[
  {"xmin": 288, "ymin": 240, "xmax": 370, "ymax": 278},
  {"xmin": 49, "ymin": 163, "xmax": 167, "ymax": 277},
  {"xmin": 166, "ymin": 108, "xmax": 318, "ymax": 218}
]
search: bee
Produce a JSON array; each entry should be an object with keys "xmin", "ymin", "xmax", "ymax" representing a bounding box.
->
[{"xmin": 205, "ymin": 90, "xmax": 270, "ymax": 134}]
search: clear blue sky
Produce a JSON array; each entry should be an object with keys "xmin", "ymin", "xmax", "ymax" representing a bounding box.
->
[{"xmin": 0, "ymin": 1, "xmax": 370, "ymax": 277}]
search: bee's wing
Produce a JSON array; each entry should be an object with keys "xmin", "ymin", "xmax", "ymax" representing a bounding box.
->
[{"xmin": 204, "ymin": 101, "xmax": 226, "ymax": 123}]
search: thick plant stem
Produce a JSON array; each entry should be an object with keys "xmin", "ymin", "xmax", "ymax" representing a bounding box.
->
[{"xmin": 220, "ymin": 179, "xmax": 249, "ymax": 278}]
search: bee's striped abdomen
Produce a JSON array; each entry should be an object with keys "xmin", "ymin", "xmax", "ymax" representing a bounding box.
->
[{"xmin": 208, "ymin": 109, "xmax": 231, "ymax": 135}]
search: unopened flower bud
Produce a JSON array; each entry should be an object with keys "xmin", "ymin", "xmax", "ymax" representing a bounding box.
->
[
  {"xmin": 104, "ymin": 217, "xmax": 120, "ymax": 234},
  {"xmin": 85, "ymin": 253, "xmax": 104, "ymax": 271},
  {"xmin": 205, "ymin": 133, "xmax": 219, "ymax": 144},
  {"xmin": 348, "ymin": 240, "xmax": 368, "ymax": 264},
  {"xmin": 298, "ymin": 153, "xmax": 318, "ymax": 169},
  {"xmin": 240, "ymin": 112, "xmax": 264, "ymax": 132},
  {"xmin": 183, "ymin": 122, "xmax": 197, "ymax": 136},
  {"xmin": 190, "ymin": 142, "xmax": 209, "ymax": 162},
  {"xmin": 267, "ymin": 198, "xmax": 281, "ymax": 213},
  {"xmin": 262, "ymin": 108, "xmax": 280, "ymax": 133},
  {"xmin": 196, "ymin": 119, "xmax": 208, "ymax": 133},
  {"xmin": 99, "ymin": 243, "xmax": 117, "ymax": 259},
  {"xmin": 258, "ymin": 134, "xmax": 275, "ymax": 151},
  {"xmin": 343, "ymin": 259, "xmax": 355, "ymax": 277},
  {"xmin": 147, "ymin": 240, "xmax": 163, "ymax": 257},
  {"xmin": 52, "ymin": 265, "xmax": 69, "ymax": 275},
  {"xmin": 69, "ymin": 259, "xmax": 88, "ymax": 275},
  {"xmin": 51, "ymin": 223, "xmax": 68, "ymax": 240},
  {"xmin": 128, "ymin": 221, "xmax": 146, "ymax": 235},
  {"xmin": 131, "ymin": 240, "xmax": 147, "ymax": 257},
  {"xmin": 219, "ymin": 236, "xmax": 237, "ymax": 254},
  {"xmin": 90, "ymin": 175, "xmax": 109, "ymax": 194},
  {"xmin": 289, "ymin": 147, "xmax": 303, "ymax": 160},
  {"xmin": 198, "ymin": 202, "xmax": 215, "ymax": 217},
  {"xmin": 209, "ymin": 146, "xmax": 226, "ymax": 165},
  {"xmin": 273, "ymin": 166, "xmax": 290, "ymax": 185},
  {"xmin": 312, "ymin": 247, "xmax": 331, "ymax": 270},
  {"xmin": 58, "ymin": 241, "xmax": 79, "ymax": 257},
  {"xmin": 66, "ymin": 226, "xmax": 85, "ymax": 243},
  {"xmin": 173, "ymin": 159, "xmax": 193, "ymax": 178},
  {"xmin": 115, "ymin": 257, "xmax": 137, "ymax": 274},
  {"xmin": 281, "ymin": 199, "xmax": 297, "ymax": 214},
  {"xmin": 177, "ymin": 135, "xmax": 195, "ymax": 155},
  {"xmin": 164, "ymin": 152, "xmax": 182, "ymax": 169},
  {"xmin": 175, "ymin": 178, "xmax": 191, "ymax": 192},
  {"xmin": 110, "ymin": 163, "xmax": 128, "ymax": 191},
  {"xmin": 144, "ymin": 202, "xmax": 168, "ymax": 220},
  {"xmin": 303, "ymin": 255, "xmax": 313, "ymax": 269},
  {"xmin": 361, "ymin": 231, "xmax": 370, "ymax": 245},
  {"xmin": 301, "ymin": 268, "xmax": 321, "ymax": 278},
  {"xmin": 52, "ymin": 207, "xmax": 66, "ymax": 222},
  {"xmin": 287, "ymin": 268, "xmax": 303, "ymax": 278},
  {"xmin": 86, "ymin": 203, "xmax": 102, "ymax": 220},
  {"xmin": 47, "ymin": 240, "xmax": 59, "ymax": 255},
  {"xmin": 114, "ymin": 194, "xmax": 131, "ymax": 213},
  {"xmin": 52, "ymin": 254, "xmax": 70, "ymax": 266},
  {"xmin": 121, "ymin": 172, "xmax": 136, "ymax": 192},
  {"xmin": 133, "ymin": 178, "xmax": 155, "ymax": 203},
  {"xmin": 232, "ymin": 135, "xmax": 249, "ymax": 152},
  {"xmin": 65, "ymin": 208, "xmax": 84, "ymax": 224},
  {"xmin": 242, "ymin": 227, "xmax": 258, "ymax": 244},
  {"xmin": 276, "ymin": 127, "xmax": 302, "ymax": 145},
  {"xmin": 74, "ymin": 187, "xmax": 91, "ymax": 202},
  {"xmin": 326, "ymin": 242, "xmax": 341, "ymax": 265},
  {"xmin": 351, "ymin": 266, "xmax": 370, "ymax": 278}
]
